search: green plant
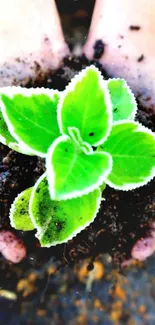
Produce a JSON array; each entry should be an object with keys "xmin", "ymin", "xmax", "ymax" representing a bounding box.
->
[{"xmin": 0, "ymin": 66, "xmax": 155, "ymax": 247}]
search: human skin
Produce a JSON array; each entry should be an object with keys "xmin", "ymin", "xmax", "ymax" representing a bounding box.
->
[
  {"xmin": 84, "ymin": 0, "xmax": 155, "ymax": 261},
  {"xmin": 83, "ymin": 0, "xmax": 155, "ymax": 112},
  {"xmin": 0, "ymin": 0, "xmax": 70, "ymax": 86},
  {"xmin": 0, "ymin": 231, "xmax": 26, "ymax": 263}
]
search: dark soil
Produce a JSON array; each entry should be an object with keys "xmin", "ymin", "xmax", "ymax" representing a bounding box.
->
[
  {"xmin": 0, "ymin": 55, "xmax": 155, "ymax": 266},
  {"xmin": 0, "ymin": 55, "xmax": 155, "ymax": 324}
]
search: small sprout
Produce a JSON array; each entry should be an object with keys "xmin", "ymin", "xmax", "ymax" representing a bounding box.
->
[
  {"xmin": 0, "ymin": 65, "xmax": 154, "ymax": 247},
  {"xmin": 46, "ymin": 134, "xmax": 111, "ymax": 200}
]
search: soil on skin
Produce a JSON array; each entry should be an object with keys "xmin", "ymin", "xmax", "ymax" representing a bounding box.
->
[{"xmin": 0, "ymin": 55, "xmax": 155, "ymax": 267}]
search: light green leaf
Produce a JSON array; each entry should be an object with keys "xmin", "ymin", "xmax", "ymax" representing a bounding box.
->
[
  {"xmin": 0, "ymin": 108, "xmax": 34, "ymax": 154},
  {"xmin": 0, "ymin": 87, "xmax": 60, "ymax": 157},
  {"xmin": 101, "ymin": 121, "xmax": 155, "ymax": 190},
  {"xmin": 107, "ymin": 78, "xmax": 137, "ymax": 121},
  {"xmin": 46, "ymin": 134, "xmax": 112, "ymax": 200},
  {"xmin": 100, "ymin": 183, "xmax": 106, "ymax": 192},
  {"xmin": 0, "ymin": 109, "xmax": 17, "ymax": 145},
  {"xmin": 9, "ymin": 187, "xmax": 35, "ymax": 231},
  {"xmin": 58, "ymin": 66, "xmax": 112, "ymax": 146},
  {"xmin": 68, "ymin": 126, "xmax": 93, "ymax": 154},
  {"xmin": 29, "ymin": 173, "xmax": 101, "ymax": 247}
]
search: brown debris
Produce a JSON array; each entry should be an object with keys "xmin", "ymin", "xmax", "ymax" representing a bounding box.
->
[
  {"xmin": 93, "ymin": 40, "xmax": 105, "ymax": 59},
  {"xmin": 37, "ymin": 309, "xmax": 47, "ymax": 317},
  {"xmin": 129, "ymin": 25, "xmax": 141, "ymax": 31},
  {"xmin": 111, "ymin": 300, "xmax": 123, "ymax": 322},
  {"xmin": 113, "ymin": 284, "xmax": 127, "ymax": 301},
  {"xmin": 17, "ymin": 272, "xmax": 38, "ymax": 297},
  {"xmin": 137, "ymin": 54, "xmax": 145, "ymax": 62}
]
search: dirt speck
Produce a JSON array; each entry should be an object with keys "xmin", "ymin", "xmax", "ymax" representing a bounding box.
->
[
  {"xmin": 137, "ymin": 54, "xmax": 145, "ymax": 62},
  {"xmin": 129, "ymin": 25, "xmax": 141, "ymax": 31},
  {"xmin": 93, "ymin": 40, "xmax": 105, "ymax": 59}
]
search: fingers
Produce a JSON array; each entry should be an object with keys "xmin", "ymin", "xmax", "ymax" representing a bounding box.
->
[
  {"xmin": 0, "ymin": 231, "xmax": 26, "ymax": 263},
  {"xmin": 83, "ymin": 0, "xmax": 155, "ymax": 111},
  {"xmin": 0, "ymin": 0, "xmax": 70, "ymax": 86}
]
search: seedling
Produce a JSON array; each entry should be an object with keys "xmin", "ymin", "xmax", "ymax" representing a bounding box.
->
[{"xmin": 0, "ymin": 66, "xmax": 155, "ymax": 247}]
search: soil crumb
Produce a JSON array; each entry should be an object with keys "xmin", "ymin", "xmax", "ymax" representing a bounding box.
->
[
  {"xmin": 93, "ymin": 40, "xmax": 105, "ymax": 59},
  {"xmin": 137, "ymin": 54, "xmax": 145, "ymax": 62},
  {"xmin": 129, "ymin": 25, "xmax": 141, "ymax": 31}
]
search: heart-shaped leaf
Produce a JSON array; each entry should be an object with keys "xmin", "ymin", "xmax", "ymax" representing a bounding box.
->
[
  {"xmin": 9, "ymin": 187, "xmax": 35, "ymax": 231},
  {"xmin": 29, "ymin": 173, "xmax": 101, "ymax": 247},
  {"xmin": 102, "ymin": 121, "xmax": 155, "ymax": 190},
  {"xmin": 58, "ymin": 66, "xmax": 112, "ymax": 146},
  {"xmin": 107, "ymin": 78, "xmax": 137, "ymax": 121},
  {"xmin": 46, "ymin": 134, "xmax": 112, "ymax": 200},
  {"xmin": 0, "ymin": 87, "xmax": 60, "ymax": 157}
]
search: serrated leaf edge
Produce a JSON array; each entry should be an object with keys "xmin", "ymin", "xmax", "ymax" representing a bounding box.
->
[
  {"xmin": 29, "ymin": 172, "xmax": 48, "ymax": 231},
  {"xmin": 0, "ymin": 122, "xmax": 28, "ymax": 154},
  {"xmin": 0, "ymin": 86, "xmax": 60, "ymax": 158},
  {"xmin": 46, "ymin": 134, "xmax": 113, "ymax": 200},
  {"xmin": 107, "ymin": 78, "xmax": 137, "ymax": 120},
  {"xmin": 9, "ymin": 187, "xmax": 35, "ymax": 230},
  {"xmin": 39, "ymin": 189, "xmax": 102, "ymax": 247},
  {"xmin": 8, "ymin": 142, "xmax": 34, "ymax": 155},
  {"xmin": 30, "ymin": 172, "xmax": 102, "ymax": 247},
  {"xmin": 57, "ymin": 65, "xmax": 113, "ymax": 146},
  {"xmin": 0, "ymin": 134, "xmax": 7, "ymax": 145},
  {"xmin": 106, "ymin": 120, "xmax": 155, "ymax": 190}
]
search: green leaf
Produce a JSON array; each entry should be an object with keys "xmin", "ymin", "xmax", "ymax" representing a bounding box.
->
[
  {"xmin": 101, "ymin": 121, "xmax": 155, "ymax": 190},
  {"xmin": 0, "ymin": 108, "xmax": 34, "ymax": 154},
  {"xmin": 46, "ymin": 134, "xmax": 112, "ymax": 200},
  {"xmin": 29, "ymin": 173, "xmax": 101, "ymax": 247},
  {"xmin": 0, "ymin": 87, "xmax": 60, "ymax": 157},
  {"xmin": 9, "ymin": 187, "xmax": 35, "ymax": 231},
  {"xmin": 107, "ymin": 78, "xmax": 137, "ymax": 121},
  {"xmin": 100, "ymin": 183, "xmax": 106, "ymax": 192},
  {"xmin": 68, "ymin": 126, "xmax": 93, "ymax": 154},
  {"xmin": 0, "ymin": 109, "xmax": 17, "ymax": 145},
  {"xmin": 58, "ymin": 66, "xmax": 112, "ymax": 146}
]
